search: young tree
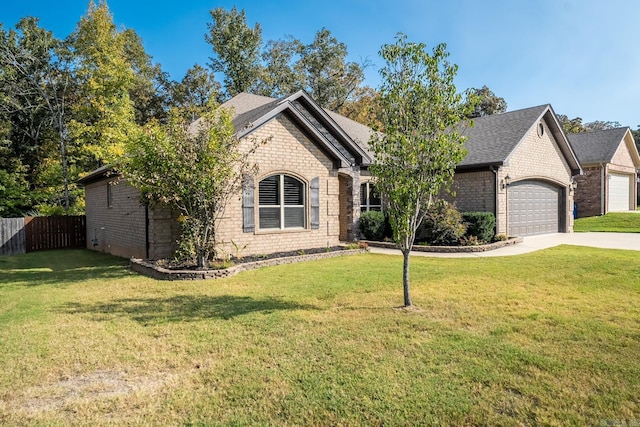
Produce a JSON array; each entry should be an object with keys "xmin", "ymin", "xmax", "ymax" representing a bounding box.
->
[
  {"xmin": 369, "ymin": 34, "xmax": 470, "ymax": 307},
  {"xmin": 121, "ymin": 105, "xmax": 261, "ymax": 268},
  {"xmin": 206, "ymin": 6, "xmax": 262, "ymax": 98}
]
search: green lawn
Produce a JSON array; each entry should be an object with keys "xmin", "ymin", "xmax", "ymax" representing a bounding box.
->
[
  {"xmin": 574, "ymin": 212, "xmax": 640, "ymax": 232},
  {"xmin": 1, "ymin": 249, "xmax": 639, "ymax": 426}
]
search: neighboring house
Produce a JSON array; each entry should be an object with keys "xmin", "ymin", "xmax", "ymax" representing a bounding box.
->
[
  {"xmin": 80, "ymin": 91, "xmax": 374, "ymax": 259},
  {"xmin": 451, "ymin": 104, "xmax": 582, "ymax": 236},
  {"xmin": 567, "ymin": 128, "xmax": 640, "ymax": 217}
]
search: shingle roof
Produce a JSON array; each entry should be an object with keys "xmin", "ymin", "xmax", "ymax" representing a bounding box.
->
[
  {"xmin": 458, "ymin": 104, "xmax": 550, "ymax": 166},
  {"xmin": 324, "ymin": 109, "xmax": 376, "ymax": 159},
  {"xmin": 567, "ymin": 127, "xmax": 630, "ymax": 164}
]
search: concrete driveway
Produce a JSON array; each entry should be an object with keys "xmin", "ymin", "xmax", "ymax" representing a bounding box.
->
[{"xmin": 368, "ymin": 232, "xmax": 640, "ymax": 258}]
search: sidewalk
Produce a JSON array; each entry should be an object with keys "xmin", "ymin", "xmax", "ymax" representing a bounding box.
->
[{"xmin": 367, "ymin": 232, "xmax": 640, "ymax": 258}]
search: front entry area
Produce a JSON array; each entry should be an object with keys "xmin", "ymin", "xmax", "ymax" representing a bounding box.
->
[{"xmin": 508, "ymin": 180, "xmax": 563, "ymax": 236}]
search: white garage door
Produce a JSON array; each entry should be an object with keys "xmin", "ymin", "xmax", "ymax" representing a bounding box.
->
[
  {"xmin": 608, "ymin": 173, "xmax": 631, "ymax": 212},
  {"xmin": 508, "ymin": 180, "xmax": 561, "ymax": 236}
]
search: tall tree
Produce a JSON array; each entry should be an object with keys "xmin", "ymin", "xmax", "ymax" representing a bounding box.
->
[
  {"xmin": 295, "ymin": 28, "xmax": 364, "ymax": 111},
  {"xmin": 120, "ymin": 28, "xmax": 171, "ymax": 124},
  {"xmin": 584, "ymin": 120, "xmax": 622, "ymax": 132},
  {"xmin": 557, "ymin": 114, "xmax": 586, "ymax": 134},
  {"xmin": 369, "ymin": 34, "xmax": 470, "ymax": 307},
  {"xmin": 254, "ymin": 36, "xmax": 303, "ymax": 97},
  {"xmin": 0, "ymin": 17, "xmax": 76, "ymax": 213},
  {"xmin": 171, "ymin": 64, "xmax": 221, "ymax": 120},
  {"xmin": 67, "ymin": 0, "xmax": 138, "ymax": 166},
  {"xmin": 206, "ymin": 6, "xmax": 262, "ymax": 98},
  {"xmin": 339, "ymin": 86, "xmax": 382, "ymax": 128},
  {"xmin": 465, "ymin": 85, "xmax": 507, "ymax": 118}
]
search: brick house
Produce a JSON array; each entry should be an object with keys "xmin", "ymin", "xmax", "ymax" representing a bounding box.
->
[
  {"xmin": 451, "ymin": 104, "xmax": 582, "ymax": 236},
  {"xmin": 79, "ymin": 91, "xmax": 374, "ymax": 259},
  {"xmin": 567, "ymin": 128, "xmax": 639, "ymax": 217},
  {"xmin": 80, "ymin": 96, "xmax": 583, "ymax": 260}
]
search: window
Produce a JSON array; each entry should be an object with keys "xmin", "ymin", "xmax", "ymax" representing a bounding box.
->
[
  {"xmin": 259, "ymin": 174, "xmax": 306, "ymax": 229},
  {"xmin": 360, "ymin": 182, "xmax": 381, "ymax": 212}
]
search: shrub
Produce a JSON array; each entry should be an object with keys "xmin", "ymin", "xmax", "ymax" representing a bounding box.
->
[
  {"xmin": 418, "ymin": 199, "xmax": 467, "ymax": 246},
  {"xmin": 359, "ymin": 210, "xmax": 387, "ymax": 241},
  {"xmin": 462, "ymin": 211, "xmax": 496, "ymax": 243}
]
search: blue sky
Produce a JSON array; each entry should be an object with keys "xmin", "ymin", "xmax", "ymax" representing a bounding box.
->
[{"xmin": 3, "ymin": 0, "xmax": 639, "ymax": 127}]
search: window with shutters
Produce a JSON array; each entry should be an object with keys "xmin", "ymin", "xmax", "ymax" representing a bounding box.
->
[
  {"xmin": 258, "ymin": 174, "xmax": 306, "ymax": 229},
  {"xmin": 360, "ymin": 182, "xmax": 381, "ymax": 212}
]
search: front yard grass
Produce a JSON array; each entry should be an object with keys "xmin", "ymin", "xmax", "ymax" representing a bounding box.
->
[
  {"xmin": 1, "ymin": 248, "xmax": 639, "ymax": 425},
  {"xmin": 574, "ymin": 211, "xmax": 640, "ymax": 232}
]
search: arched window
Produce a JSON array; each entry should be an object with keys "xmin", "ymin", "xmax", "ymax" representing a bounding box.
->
[
  {"xmin": 259, "ymin": 174, "xmax": 306, "ymax": 229},
  {"xmin": 360, "ymin": 182, "xmax": 381, "ymax": 212}
]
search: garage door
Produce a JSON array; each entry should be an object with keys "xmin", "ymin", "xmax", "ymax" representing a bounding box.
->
[
  {"xmin": 608, "ymin": 173, "xmax": 631, "ymax": 212},
  {"xmin": 508, "ymin": 180, "xmax": 561, "ymax": 236}
]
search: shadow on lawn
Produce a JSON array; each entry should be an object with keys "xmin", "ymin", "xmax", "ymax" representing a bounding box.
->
[
  {"xmin": 61, "ymin": 295, "xmax": 317, "ymax": 323},
  {"xmin": 0, "ymin": 249, "xmax": 131, "ymax": 287}
]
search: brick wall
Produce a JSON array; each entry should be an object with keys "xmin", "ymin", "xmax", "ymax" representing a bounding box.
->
[
  {"xmin": 574, "ymin": 166, "xmax": 603, "ymax": 217},
  {"xmin": 451, "ymin": 171, "xmax": 496, "ymax": 213},
  {"xmin": 215, "ymin": 114, "xmax": 344, "ymax": 257},
  {"xmin": 84, "ymin": 178, "xmax": 147, "ymax": 258}
]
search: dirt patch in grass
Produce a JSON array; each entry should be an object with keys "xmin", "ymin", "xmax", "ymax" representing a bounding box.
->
[{"xmin": 13, "ymin": 370, "xmax": 174, "ymax": 415}]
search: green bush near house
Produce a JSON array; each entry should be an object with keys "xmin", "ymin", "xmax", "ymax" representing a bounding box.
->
[
  {"xmin": 359, "ymin": 210, "xmax": 388, "ymax": 241},
  {"xmin": 462, "ymin": 211, "xmax": 496, "ymax": 243},
  {"xmin": 418, "ymin": 199, "xmax": 466, "ymax": 245}
]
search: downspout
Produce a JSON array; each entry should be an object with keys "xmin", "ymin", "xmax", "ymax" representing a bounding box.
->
[
  {"xmin": 600, "ymin": 163, "xmax": 605, "ymax": 215},
  {"xmin": 491, "ymin": 166, "xmax": 499, "ymax": 234},
  {"xmin": 145, "ymin": 205, "xmax": 150, "ymax": 259}
]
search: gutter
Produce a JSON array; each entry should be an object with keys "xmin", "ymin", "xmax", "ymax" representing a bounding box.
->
[
  {"xmin": 601, "ymin": 163, "xmax": 605, "ymax": 215},
  {"xmin": 491, "ymin": 166, "xmax": 499, "ymax": 233}
]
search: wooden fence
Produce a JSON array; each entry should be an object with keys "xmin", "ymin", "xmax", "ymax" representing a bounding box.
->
[{"xmin": 0, "ymin": 216, "xmax": 86, "ymax": 256}]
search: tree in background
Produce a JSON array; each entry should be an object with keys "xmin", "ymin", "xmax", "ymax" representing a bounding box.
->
[
  {"xmin": 0, "ymin": 17, "xmax": 77, "ymax": 215},
  {"xmin": 583, "ymin": 120, "xmax": 623, "ymax": 132},
  {"xmin": 206, "ymin": 6, "xmax": 262, "ymax": 98},
  {"xmin": 339, "ymin": 86, "xmax": 382, "ymax": 128},
  {"xmin": 171, "ymin": 64, "xmax": 221, "ymax": 121},
  {"xmin": 67, "ymin": 0, "xmax": 140, "ymax": 167},
  {"xmin": 369, "ymin": 34, "xmax": 470, "ymax": 307},
  {"xmin": 121, "ymin": 106, "xmax": 261, "ymax": 268},
  {"xmin": 465, "ymin": 85, "xmax": 507, "ymax": 118},
  {"xmin": 294, "ymin": 28, "xmax": 364, "ymax": 112},
  {"xmin": 254, "ymin": 36, "xmax": 303, "ymax": 98}
]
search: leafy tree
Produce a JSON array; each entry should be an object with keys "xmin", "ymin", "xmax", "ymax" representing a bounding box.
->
[
  {"xmin": 0, "ymin": 17, "xmax": 77, "ymax": 213},
  {"xmin": 369, "ymin": 34, "xmax": 469, "ymax": 307},
  {"xmin": 67, "ymin": 0, "xmax": 138, "ymax": 167},
  {"xmin": 254, "ymin": 36, "xmax": 303, "ymax": 97},
  {"xmin": 206, "ymin": 6, "xmax": 262, "ymax": 98},
  {"xmin": 120, "ymin": 28, "xmax": 171, "ymax": 124},
  {"xmin": 171, "ymin": 64, "xmax": 221, "ymax": 120},
  {"xmin": 0, "ymin": 122, "xmax": 31, "ymax": 216},
  {"xmin": 339, "ymin": 86, "xmax": 382, "ymax": 128},
  {"xmin": 121, "ymin": 105, "xmax": 262, "ymax": 268},
  {"xmin": 557, "ymin": 114, "xmax": 586, "ymax": 134},
  {"xmin": 295, "ymin": 28, "xmax": 364, "ymax": 112},
  {"xmin": 584, "ymin": 120, "xmax": 622, "ymax": 131},
  {"xmin": 465, "ymin": 85, "xmax": 507, "ymax": 118}
]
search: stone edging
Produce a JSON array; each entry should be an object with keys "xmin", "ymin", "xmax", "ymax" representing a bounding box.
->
[
  {"xmin": 130, "ymin": 248, "xmax": 368, "ymax": 281},
  {"xmin": 362, "ymin": 237, "xmax": 523, "ymax": 253}
]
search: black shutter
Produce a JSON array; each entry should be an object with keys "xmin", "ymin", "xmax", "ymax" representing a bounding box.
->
[
  {"xmin": 310, "ymin": 177, "xmax": 320, "ymax": 229},
  {"xmin": 242, "ymin": 175, "xmax": 255, "ymax": 233}
]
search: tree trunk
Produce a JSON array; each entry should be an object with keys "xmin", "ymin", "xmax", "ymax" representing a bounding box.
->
[{"xmin": 402, "ymin": 248, "xmax": 412, "ymax": 307}]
